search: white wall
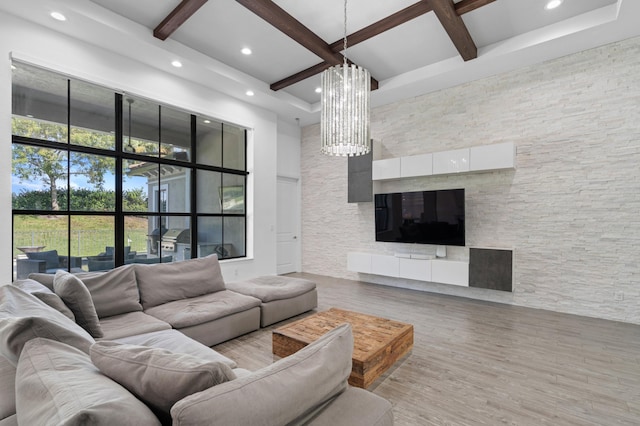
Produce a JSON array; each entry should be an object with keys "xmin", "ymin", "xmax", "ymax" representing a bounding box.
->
[
  {"xmin": 277, "ymin": 119, "xmax": 301, "ymax": 179},
  {"xmin": 301, "ymin": 36, "xmax": 640, "ymax": 325},
  {"xmin": 0, "ymin": 12, "xmax": 279, "ymax": 281}
]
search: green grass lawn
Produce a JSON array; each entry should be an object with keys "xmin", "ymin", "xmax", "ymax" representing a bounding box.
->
[{"xmin": 13, "ymin": 215, "xmax": 149, "ymax": 257}]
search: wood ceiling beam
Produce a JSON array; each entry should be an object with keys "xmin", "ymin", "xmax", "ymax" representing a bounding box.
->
[
  {"xmin": 270, "ymin": 1, "xmax": 435, "ymax": 92},
  {"xmin": 328, "ymin": 1, "xmax": 433, "ymax": 52},
  {"xmin": 237, "ymin": 0, "xmax": 377, "ymax": 90},
  {"xmin": 271, "ymin": 63, "xmax": 331, "ymax": 92},
  {"xmin": 271, "ymin": 0, "xmax": 492, "ymax": 91},
  {"xmin": 429, "ymin": 0, "xmax": 477, "ymax": 61},
  {"xmin": 236, "ymin": 0, "xmax": 343, "ymax": 65},
  {"xmin": 455, "ymin": 0, "xmax": 496, "ymax": 15},
  {"xmin": 154, "ymin": 0, "xmax": 208, "ymax": 41},
  {"xmin": 271, "ymin": 60, "xmax": 379, "ymax": 92}
]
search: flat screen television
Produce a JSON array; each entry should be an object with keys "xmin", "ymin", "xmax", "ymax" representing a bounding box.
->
[{"xmin": 375, "ymin": 189, "xmax": 465, "ymax": 246}]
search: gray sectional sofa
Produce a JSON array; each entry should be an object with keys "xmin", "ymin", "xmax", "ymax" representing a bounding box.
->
[{"xmin": 0, "ymin": 255, "xmax": 394, "ymax": 425}]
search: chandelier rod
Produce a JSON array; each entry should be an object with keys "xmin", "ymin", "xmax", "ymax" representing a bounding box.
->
[{"xmin": 343, "ymin": 0, "xmax": 348, "ymax": 67}]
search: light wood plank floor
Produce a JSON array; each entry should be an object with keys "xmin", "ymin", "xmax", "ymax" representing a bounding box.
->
[{"xmin": 214, "ymin": 273, "xmax": 640, "ymax": 426}]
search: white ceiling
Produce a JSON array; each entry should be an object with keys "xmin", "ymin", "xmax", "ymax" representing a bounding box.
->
[{"xmin": 1, "ymin": 0, "xmax": 639, "ymax": 126}]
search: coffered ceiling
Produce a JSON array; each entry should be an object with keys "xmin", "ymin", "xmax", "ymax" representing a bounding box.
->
[{"xmin": 1, "ymin": 0, "xmax": 639, "ymax": 125}]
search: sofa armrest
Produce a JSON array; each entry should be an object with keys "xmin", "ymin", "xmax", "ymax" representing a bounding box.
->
[{"xmin": 171, "ymin": 324, "xmax": 353, "ymax": 426}]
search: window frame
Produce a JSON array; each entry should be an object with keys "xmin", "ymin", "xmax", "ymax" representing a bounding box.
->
[{"xmin": 11, "ymin": 63, "xmax": 248, "ymax": 277}]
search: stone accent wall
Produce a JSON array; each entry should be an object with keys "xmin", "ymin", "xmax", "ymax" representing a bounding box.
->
[{"xmin": 301, "ymin": 36, "xmax": 640, "ymax": 324}]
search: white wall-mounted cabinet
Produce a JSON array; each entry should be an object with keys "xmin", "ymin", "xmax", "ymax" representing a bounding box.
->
[
  {"xmin": 399, "ymin": 257, "xmax": 432, "ymax": 281},
  {"xmin": 347, "ymin": 252, "xmax": 467, "ymax": 287},
  {"xmin": 372, "ymin": 157, "xmax": 401, "ymax": 180},
  {"xmin": 432, "ymin": 148, "xmax": 470, "ymax": 175},
  {"xmin": 372, "ymin": 142, "xmax": 515, "ymax": 181},
  {"xmin": 401, "ymin": 153, "xmax": 433, "ymax": 178},
  {"xmin": 431, "ymin": 259, "xmax": 469, "ymax": 287},
  {"xmin": 371, "ymin": 254, "xmax": 400, "ymax": 277}
]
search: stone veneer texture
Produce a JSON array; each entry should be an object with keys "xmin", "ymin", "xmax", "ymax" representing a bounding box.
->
[{"xmin": 301, "ymin": 36, "xmax": 640, "ymax": 325}]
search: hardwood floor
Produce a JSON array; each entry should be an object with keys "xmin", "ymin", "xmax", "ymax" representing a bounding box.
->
[{"xmin": 214, "ymin": 273, "xmax": 640, "ymax": 425}]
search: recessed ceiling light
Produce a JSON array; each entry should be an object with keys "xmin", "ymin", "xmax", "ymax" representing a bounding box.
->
[
  {"xmin": 11, "ymin": 64, "xmax": 16, "ymax": 70},
  {"xmin": 315, "ymin": 87, "xmax": 322, "ymax": 94},
  {"xmin": 26, "ymin": 114, "xmax": 34, "ymax": 118},
  {"xmin": 241, "ymin": 47, "xmax": 252, "ymax": 55},
  {"xmin": 50, "ymin": 11, "xmax": 67, "ymax": 21},
  {"xmin": 545, "ymin": 0, "xmax": 563, "ymax": 10},
  {"xmin": 203, "ymin": 119, "xmax": 211, "ymax": 124},
  {"xmin": 246, "ymin": 90, "xmax": 254, "ymax": 97},
  {"xmin": 171, "ymin": 60, "xmax": 183, "ymax": 68}
]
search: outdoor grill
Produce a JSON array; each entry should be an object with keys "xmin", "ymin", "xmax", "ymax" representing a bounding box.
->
[{"xmin": 161, "ymin": 229, "xmax": 190, "ymax": 252}]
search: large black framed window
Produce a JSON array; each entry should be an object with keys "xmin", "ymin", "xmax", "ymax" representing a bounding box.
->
[{"xmin": 11, "ymin": 62, "xmax": 247, "ymax": 279}]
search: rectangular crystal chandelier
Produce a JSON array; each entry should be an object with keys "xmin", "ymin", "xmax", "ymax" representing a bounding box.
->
[{"xmin": 320, "ymin": 0, "xmax": 371, "ymax": 157}]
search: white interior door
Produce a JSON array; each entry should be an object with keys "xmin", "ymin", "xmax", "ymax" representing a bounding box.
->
[{"xmin": 277, "ymin": 176, "xmax": 300, "ymax": 274}]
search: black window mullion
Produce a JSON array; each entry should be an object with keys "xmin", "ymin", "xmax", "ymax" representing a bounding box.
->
[
  {"xmin": 190, "ymin": 115, "xmax": 197, "ymax": 260},
  {"xmin": 114, "ymin": 93, "xmax": 125, "ymax": 267},
  {"xmin": 157, "ymin": 105, "xmax": 163, "ymax": 259},
  {"xmin": 66, "ymin": 78, "xmax": 71, "ymax": 268},
  {"xmin": 244, "ymin": 129, "xmax": 248, "ymax": 258},
  {"xmin": 220, "ymin": 124, "xmax": 225, "ymax": 259}
]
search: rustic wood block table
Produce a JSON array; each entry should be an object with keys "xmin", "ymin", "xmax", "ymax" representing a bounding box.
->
[{"xmin": 272, "ymin": 308, "xmax": 413, "ymax": 388}]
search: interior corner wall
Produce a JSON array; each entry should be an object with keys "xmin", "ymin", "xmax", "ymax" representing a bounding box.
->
[
  {"xmin": 0, "ymin": 12, "xmax": 279, "ymax": 282},
  {"xmin": 301, "ymin": 36, "xmax": 640, "ymax": 325}
]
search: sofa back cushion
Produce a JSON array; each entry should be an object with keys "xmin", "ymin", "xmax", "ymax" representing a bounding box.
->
[
  {"xmin": 12, "ymin": 279, "xmax": 75, "ymax": 321},
  {"xmin": 53, "ymin": 271, "xmax": 104, "ymax": 338},
  {"xmin": 29, "ymin": 266, "xmax": 143, "ymax": 319},
  {"xmin": 0, "ymin": 285, "xmax": 94, "ymax": 366},
  {"xmin": 75, "ymin": 265, "xmax": 142, "ymax": 318},
  {"xmin": 134, "ymin": 255, "xmax": 226, "ymax": 309},
  {"xmin": 16, "ymin": 338, "xmax": 160, "ymax": 426},
  {"xmin": 170, "ymin": 323, "xmax": 353, "ymax": 426},
  {"xmin": 90, "ymin": 341, "xmax": 236, "ymax": 414}
]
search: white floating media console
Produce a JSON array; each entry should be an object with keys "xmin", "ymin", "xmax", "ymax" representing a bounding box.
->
[
  {"xmin": 363, "ymin": 142, "xmax": 516, "ymax": 290},
  {"xmin": 372, "ymin": 141, "xmax": 515, "ymax": 181},
  {"xmin": 347, "ymin": 252, "xmax": 469, "ymax": 287}
]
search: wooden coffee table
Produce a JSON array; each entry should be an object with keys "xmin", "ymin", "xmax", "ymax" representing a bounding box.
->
[{"xmin": 272, "ymin": 308, "xmax": 413, "ymax": 388}]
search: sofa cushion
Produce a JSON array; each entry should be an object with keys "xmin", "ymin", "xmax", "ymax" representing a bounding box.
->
[
  {"xmin": 26, "ymin": 272, "xmax": 55, "ymax": 290},
  {"xmin": 144, "ymin": 290, "xmax": 261, "ymax": 329},
  {"xmin": 171, "ymin": 323, "xmax": 353, "ymax": 426},
  {"xmin": 16, "ymin": 338, "xmax": 160, "ymax": 426},
  {"xmin": 74, "ymin": 265, "xmax": 142, "ymax": 318},
  {"xmin": 12, "ymin": 279, "xmax": 75, "ymax": 321},
  {"xmin": 53, "ymin": 271, "xmax": 104, "ymax": 338},
  {"xmin": 115, "ymin": 330, "xmax": 237, "ymax": 369},
  {"xmin": 0, "ymin": 286, "xmax": 94, "ymax": 366},
  {"xmin": 98, "ymin": 312, "xmax": 171, "ymax": 340},
  {"xmin": 226, "ymin": 275, "xmax": 316, "ymax": 303},
  {"xmin": 0, "ymin": 356, "xmax": 16, "ymax": 421},
  {"xmin": 91, "ymin": 341, "xmax": 236, "ymax": 414},
  {"xmin": 134, "ymin": 255, "xmax": 226, "ymax": 309}
]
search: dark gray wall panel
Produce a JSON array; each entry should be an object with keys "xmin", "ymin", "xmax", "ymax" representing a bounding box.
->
[
  {"xmin": 469, "ymin": 248, "xmax": 513, "ymax": 292},
  {"xmin": 347, "ymin": 148, "xmax": 372, "ymax": 203}
]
